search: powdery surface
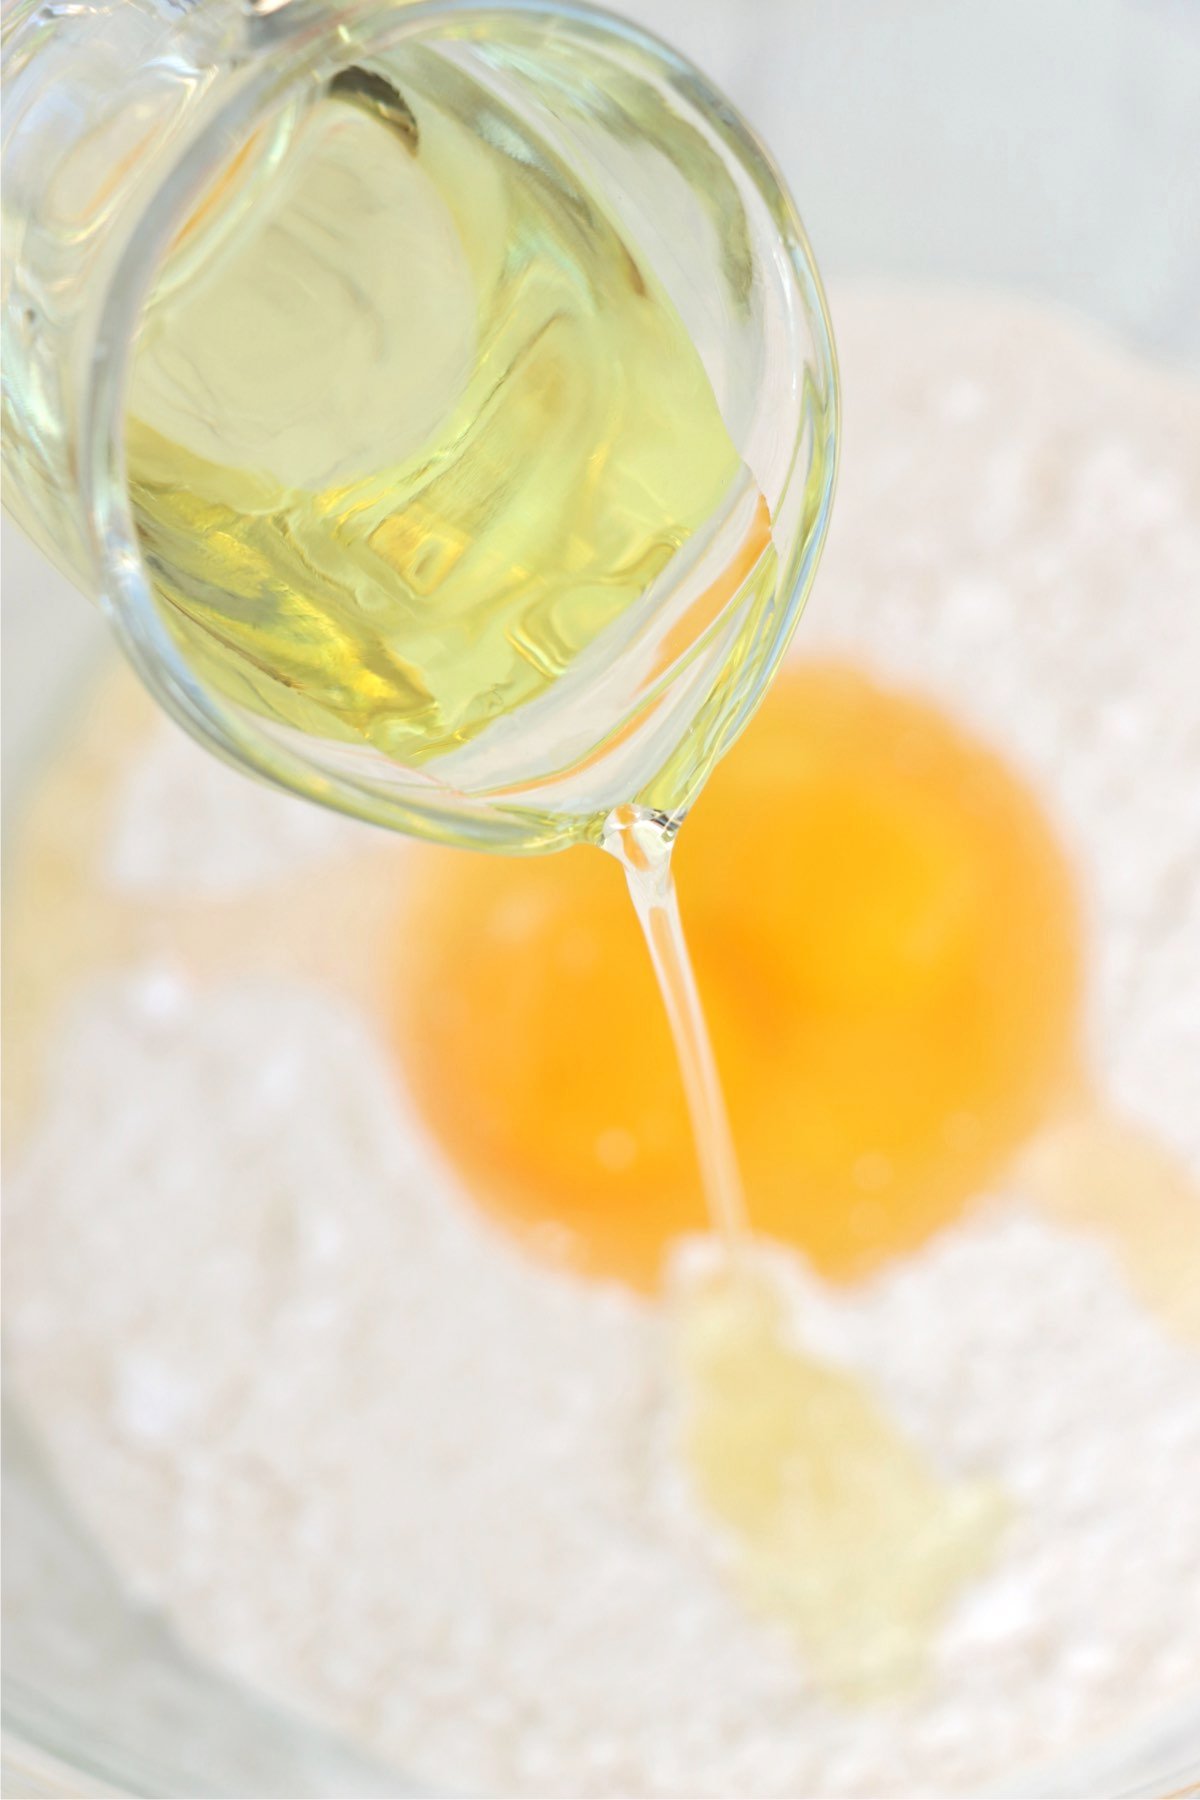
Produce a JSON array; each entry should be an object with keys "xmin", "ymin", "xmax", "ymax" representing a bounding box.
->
[{"xmin": 7, "ymin": 289, "xmax": 1200, "ymax": 1795}]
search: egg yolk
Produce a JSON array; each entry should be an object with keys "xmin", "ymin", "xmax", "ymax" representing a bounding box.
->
[{"xmin": 390, "ymin": 663, "xmax": 1081, "ymax": 1287}]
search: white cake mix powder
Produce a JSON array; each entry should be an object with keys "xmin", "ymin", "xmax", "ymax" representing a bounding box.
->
[{"xmin": 6, "ymin": 289, "xmax": 1200, "ymax": 1797}]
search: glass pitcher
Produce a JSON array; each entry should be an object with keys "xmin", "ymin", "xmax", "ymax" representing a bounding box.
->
[{"xmin": 2, "ymin": 0, "xmax": 837, "ymax": 851}]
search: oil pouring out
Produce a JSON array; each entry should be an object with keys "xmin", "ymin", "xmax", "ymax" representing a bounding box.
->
[
  {"xmin": 602, "ymin": 805, "xmax": 1007, "ymax": 1692},
  {"xmin": 601, "ymin": 805, "xmax": 746, "ymax": 1249},
  {"xmin": 125, "ymin": 3, "xmax": 990, "ymax": 1685}
]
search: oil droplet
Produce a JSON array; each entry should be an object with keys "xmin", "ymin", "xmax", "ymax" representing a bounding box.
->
[{"xmin": 672, "ymin": 1261, "xmax": 1008, "ymax": 1695}]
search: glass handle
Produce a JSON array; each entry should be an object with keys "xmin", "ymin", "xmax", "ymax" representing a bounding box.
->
[{"xmin": 1, "ymin": 1, "xmax": 252, "ymax": 587}]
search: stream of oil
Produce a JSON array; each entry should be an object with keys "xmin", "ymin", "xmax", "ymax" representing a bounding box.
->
[
  {"xmin": 601, "ymin": 802, "xmax": 1007, "ymax": 1695},
  {"xmin": 125, "ymin": 39, "xmax": 1000, "ymax": 1689}
]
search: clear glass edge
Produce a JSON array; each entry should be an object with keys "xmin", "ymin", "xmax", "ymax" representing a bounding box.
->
[{"xmin": 80, "ymin": 0, "xmax": 839, "ymax": 855}]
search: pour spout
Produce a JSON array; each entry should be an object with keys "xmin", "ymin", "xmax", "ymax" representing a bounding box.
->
[{"xmin": 599, "ymin": 803, "xmax": 682, "ymax": 906}]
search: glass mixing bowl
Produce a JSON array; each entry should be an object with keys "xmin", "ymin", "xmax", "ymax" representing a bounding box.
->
[{"xmin": 4, "ymin": 1, "xmax": 1199, "ymax": 1793}]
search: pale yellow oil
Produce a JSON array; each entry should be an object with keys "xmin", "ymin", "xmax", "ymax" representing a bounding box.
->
[
  {"xmin": 127, "ymin": 57, "xmax": 1001, "ymax": 1695},
  {"xmin": 672, "ymin": 1264, "xmax": 1006, "ymax": 1696},
  {"xmin": 604, "ymin": 795, "xmax": 1007, "ymax": 1694},
  {"xmin": 125, "ymin": 52, "xmax": 752, "ymax": 808}
]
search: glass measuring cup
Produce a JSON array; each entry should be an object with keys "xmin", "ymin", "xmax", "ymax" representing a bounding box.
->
[{"xmin": 1, "ymin": 0, "xmax": 837, "ymax": 852}]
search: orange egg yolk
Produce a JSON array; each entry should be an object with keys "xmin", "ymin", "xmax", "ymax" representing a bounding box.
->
[{"xmin": 390, "ymin": 663, "xmax": 1082, "ymax": 1288}]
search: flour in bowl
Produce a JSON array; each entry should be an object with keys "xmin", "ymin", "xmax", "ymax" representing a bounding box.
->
[{"xmin": 6, "ymin": 288, "xmax": 1200, "ymax": 1797}]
